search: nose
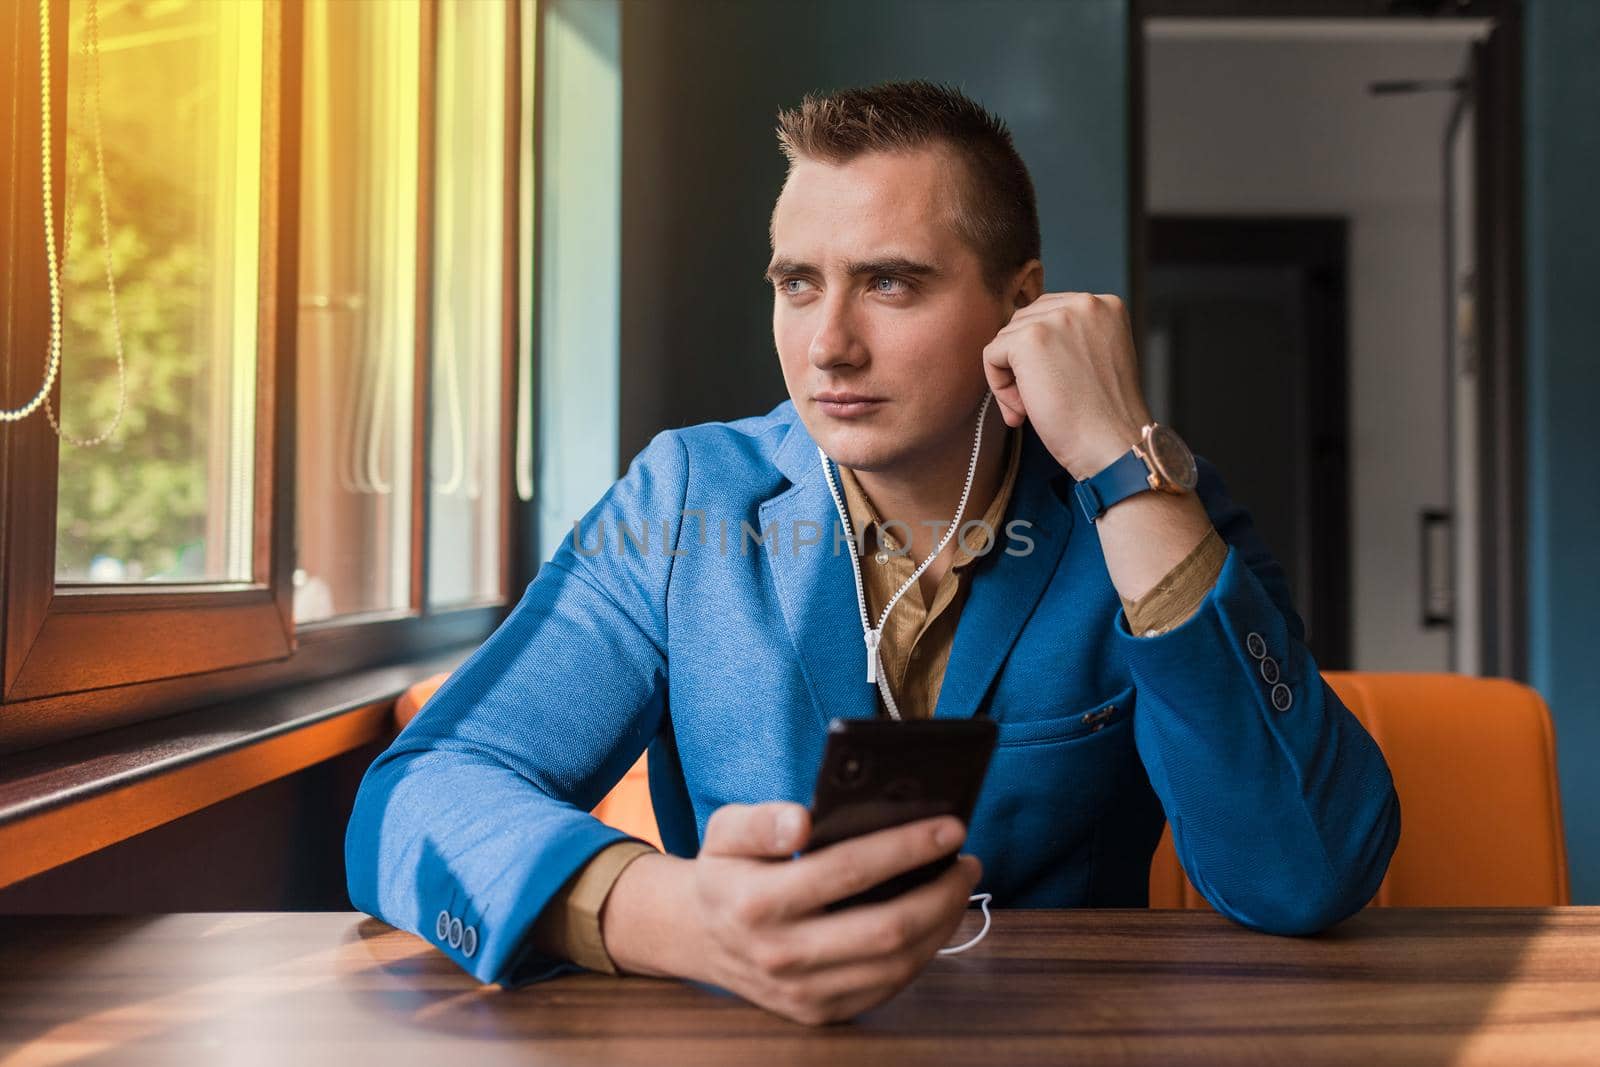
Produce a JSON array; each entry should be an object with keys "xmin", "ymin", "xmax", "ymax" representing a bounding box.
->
[{"xmin": 807, "ymin": 290, "xmax": 867, "ymax": 371}]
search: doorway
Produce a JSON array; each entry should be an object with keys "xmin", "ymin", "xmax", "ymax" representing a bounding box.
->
[
  {"xmin": 1131, "ymin": 2, "xmax": 1525, "ymax": 677},
  {"xmin": 1145, "ymin": 217, "xmax": 1349, "ymax": 667}
]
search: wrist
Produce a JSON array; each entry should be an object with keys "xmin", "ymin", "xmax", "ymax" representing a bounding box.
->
[
  {"xmin": 599, "ymin": 851, "xmax": 699, "ymax": 980},
  {"xmin": 1054, "ymin": 420, "xmax": 1144, "ymax": 480}
]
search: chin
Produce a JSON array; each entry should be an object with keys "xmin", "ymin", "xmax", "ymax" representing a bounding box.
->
[
  {"xmin": 802, "ymin": 417, "xmax": 890, "ymax": 471},
  {"xmin": 816, "ymin": 429, "xmax": 934, "ymax": 475}
]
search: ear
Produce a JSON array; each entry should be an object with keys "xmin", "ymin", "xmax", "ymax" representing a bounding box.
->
[{"xmin": 1010, "ymin": 259, "xmax": 1045, "ymax": 308}]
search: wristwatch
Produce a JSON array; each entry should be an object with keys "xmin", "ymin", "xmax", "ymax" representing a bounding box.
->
[{"xmin": 1074, "ymin": 422, "xmax": 1199, "ymax": 523}]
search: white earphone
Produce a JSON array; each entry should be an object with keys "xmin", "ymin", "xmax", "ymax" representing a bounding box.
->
[{"xmin": 938, "ymin": 892, "xmax": 993, "ymax": 955}]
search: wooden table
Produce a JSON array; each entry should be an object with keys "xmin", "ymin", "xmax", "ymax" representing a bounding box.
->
[{"xmin": 3, "ymin": 909, "xmax": 1597, "ymax": 1065}]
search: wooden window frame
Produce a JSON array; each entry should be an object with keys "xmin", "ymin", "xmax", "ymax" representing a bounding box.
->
[{"xmin": 0, "ymin": 0, "xmax": 526, "ymax": 756}]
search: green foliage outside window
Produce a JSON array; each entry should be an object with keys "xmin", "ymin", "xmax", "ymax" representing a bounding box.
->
[{"xmin": 53, "ymin": 123, "xmax": 211, "ymax": 580}]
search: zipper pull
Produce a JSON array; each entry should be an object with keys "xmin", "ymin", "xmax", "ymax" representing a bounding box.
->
[{"xmin": 864, "ymin": 628, "xmax": 881, "ymax": 684}]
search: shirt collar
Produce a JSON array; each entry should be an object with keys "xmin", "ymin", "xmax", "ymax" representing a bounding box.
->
[{"xmin": 835, "ymin": 423, "xmax": 1022, "ymax": 571}]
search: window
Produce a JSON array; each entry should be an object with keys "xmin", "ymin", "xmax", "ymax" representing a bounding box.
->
[
  {"xmin": 294, "ymin": 0, "xmax": 422, "ymax": 624},
  {"xmin": 0, "ymin": 0, "xmax": 531, "ymax": 754},
  {"xmin": 428, "ymin": 0, "xmax": 510, "ymax": 609},
  {"xmin": 52, "ymin": 0, "xmax": 264, "ymax": 586}
]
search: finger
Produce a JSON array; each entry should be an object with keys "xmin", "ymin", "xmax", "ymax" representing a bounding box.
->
[
  {"xmin": 759, "ymin": 911, "xmax": 954, "ymax": 1025},
  {"xmin": 981, "ymin": 343, "xmax": 1027, "ymax": 422},
  {"xmin": 1005, "ymin": 290, "xmax": 1068, "ymax": 318},
  {"xmin": 770, "ymin": 859, "xmax": 981, "ymax": 1027},
  {"xmin": 981, "ymin": 334, "xmax": 1011, "ymax": 372},
  {"xmin": 812, "ymin": 879, "xmax": 983, "ymax": 1022},
  {"xmin": 702, "ymin": 801, "xmax": 811, "ymax": 859},
  {"xmin": 981, "ymin": 348, "xmax": 1015, "ymax": 388},
  {"xmin": 1002, "ymin": 291, "xmax": 1076, "ymax": 326},
  {"xmin": 768, "ymin": 814, "xmax": 965, "ymax": 920},
  {"xmin": 990, "ymin": 387, "xmax": 1026, "ymax": 427},
  {"xmin": 983, "ymin": 374, "xmax": 1027, "ymax": 428},
  {"xmin": 801, "ymin": 892, "xmax": 965, "ymax": 1013},
  {"xmin": 770, "ymin": 851, "xmax": 981, "ymax": 974},
  {"xmin": 798, "ymin": 957, "xmax": 916, "ymax": 1024}
]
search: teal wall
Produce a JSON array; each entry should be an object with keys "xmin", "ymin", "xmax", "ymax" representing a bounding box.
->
[
  {"xmin": 616, "ymin": 0, "xmax": 1128, "ymax": 463},
  {"xmin": 1525, "ymin": 0, "xmax": 1600, "ymax": 904}
]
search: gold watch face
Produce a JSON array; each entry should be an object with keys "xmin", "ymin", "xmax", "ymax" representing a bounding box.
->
[{"xmin": 1146, "ymin": 424, "xmax": 1198, "ymax": 491}]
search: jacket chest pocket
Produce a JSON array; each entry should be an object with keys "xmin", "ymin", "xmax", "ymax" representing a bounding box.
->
[{"xmin": 990, "ymin": 684, "xmax": 1135, "ymax": 747}]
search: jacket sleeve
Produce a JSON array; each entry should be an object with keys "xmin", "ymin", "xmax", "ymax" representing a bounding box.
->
[
  {"xmin": 344, "ymin": 430, "xmax": 688, "ymax": 987},
  {"xmin": 1117, "ymin": 457, "xmax": 1401, "ymax": 935}
]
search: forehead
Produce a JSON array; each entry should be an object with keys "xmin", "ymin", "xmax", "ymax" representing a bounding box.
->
[{"xmin": 770, "ymin": 147, "xmax": 968, "ymax": 261}]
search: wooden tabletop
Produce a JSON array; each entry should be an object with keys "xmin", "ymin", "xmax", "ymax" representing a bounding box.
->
[{"xmin": 3, "ymin": 908, "xmax": 1598, "ymax": 1066}]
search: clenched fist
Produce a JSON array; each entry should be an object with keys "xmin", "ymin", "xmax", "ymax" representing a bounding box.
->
[{"xmin": 982, "ymin": 291, "xmax": 1153, "ymax": 480}]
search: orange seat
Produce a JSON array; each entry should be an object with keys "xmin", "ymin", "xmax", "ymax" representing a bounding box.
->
[
  {"xmin": 396, "ymin": 670, "xmax": 1569, "ymax": 907},
  {"xmin": 1150, "ymin": 672, "xmax": 1570, "ymax": 908}
]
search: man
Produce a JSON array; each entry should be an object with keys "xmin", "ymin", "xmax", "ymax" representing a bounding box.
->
[{"xmin": 345, "ymin": 81, "xmax": 1399, "ymax": 1026}]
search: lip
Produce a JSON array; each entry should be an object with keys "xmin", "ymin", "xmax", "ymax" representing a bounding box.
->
[{"xmin": 814, "ymin": 391, "xmax": 886, "ymax": 418}]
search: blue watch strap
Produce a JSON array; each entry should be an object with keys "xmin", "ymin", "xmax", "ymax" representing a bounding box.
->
[{"xmin": 1074, "ymin": 448, "xmax": 1151, "ymax": 522}]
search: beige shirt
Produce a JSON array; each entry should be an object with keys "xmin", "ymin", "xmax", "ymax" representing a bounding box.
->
[{"xmin": 529, "ymin": 426, "xmax": 1228, "ymax": 973}]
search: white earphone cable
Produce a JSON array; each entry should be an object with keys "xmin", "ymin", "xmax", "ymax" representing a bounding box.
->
[
  {"xmin": 938, "ymin": 892, "xmax": 992, "ymax": 955},
  {"xmin": 818, "ymin": 391, "xmax": 993, "ymax": 721}
]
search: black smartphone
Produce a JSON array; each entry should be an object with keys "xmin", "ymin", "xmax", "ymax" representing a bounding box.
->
[{"xmin": 802, "ymin": 716, "xmax": 998, "ymax": 912}]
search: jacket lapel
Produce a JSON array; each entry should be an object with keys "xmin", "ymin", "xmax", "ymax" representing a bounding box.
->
[
  {"xmin": 759, "ymin": 413, "xmax": 879, "ymax": 731},
  {"xmin": 759, "ymin": 410, "xmax": 1077, "ymax": 729},
  {"xmin": 934, "ymin": 425, "xmax": 1076, "ymax": 720}
]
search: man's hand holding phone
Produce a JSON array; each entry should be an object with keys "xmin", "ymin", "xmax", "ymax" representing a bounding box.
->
[{"xmin": 601, "ymin": 802, "xmax": 980, "ymax": 1026}]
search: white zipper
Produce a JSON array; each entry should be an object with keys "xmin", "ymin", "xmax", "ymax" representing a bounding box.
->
[{"xmin": 816, "ymin": 392, "xmax": 994, "ymax": 721}]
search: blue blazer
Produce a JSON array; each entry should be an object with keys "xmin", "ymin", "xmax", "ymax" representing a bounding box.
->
[{"xmin": 345, "ymin": 400, "xmax": 1400, "ymax": 987}]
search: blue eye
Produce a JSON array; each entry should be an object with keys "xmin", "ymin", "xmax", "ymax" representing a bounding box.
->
[
  {"xmin": 780, "ymin": 278, "xmax": 809, "ymax": 295},
  {"xmin": 873, "ymin": 276, "xmax": 906, "ymax": 295}
]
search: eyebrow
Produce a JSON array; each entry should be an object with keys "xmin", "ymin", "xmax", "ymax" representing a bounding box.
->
[{"xmin": 762, "ymin": 255, "xmax": 945, "ymax": 284}]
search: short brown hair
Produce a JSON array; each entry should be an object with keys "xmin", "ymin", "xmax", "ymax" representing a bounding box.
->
[{"xmin": 774, "ymin": 80, "xmax": 1040, "ymax": 294}]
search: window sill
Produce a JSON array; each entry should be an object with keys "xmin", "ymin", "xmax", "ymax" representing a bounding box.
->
[{"xmin": 0, "ymin": 649, "xmax": 468, "ymax": 890}]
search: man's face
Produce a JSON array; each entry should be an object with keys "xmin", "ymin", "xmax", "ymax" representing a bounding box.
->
[{"xmin": 766, "ymin": 147, "xmax": 1016, "ymax": 473}]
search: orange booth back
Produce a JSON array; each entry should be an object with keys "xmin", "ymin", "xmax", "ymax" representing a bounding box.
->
[{"xmin": 395, "ymin": 670, "xmax": 1569, "ymax": 908}]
